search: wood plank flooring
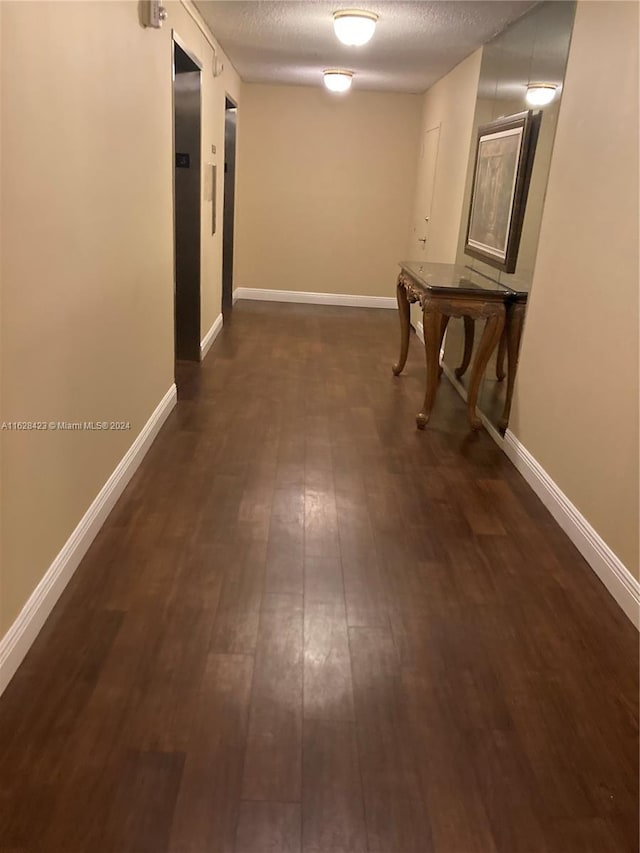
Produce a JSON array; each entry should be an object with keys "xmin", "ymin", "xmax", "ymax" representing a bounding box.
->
[{"xmin": 0, "ymin": 301, "xmax": 637, "ymax": 852}]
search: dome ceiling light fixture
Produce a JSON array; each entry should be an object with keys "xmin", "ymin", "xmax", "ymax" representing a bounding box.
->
[
  {"xmin": 333, "ymin": 10, "xmax": 378, "ymax": 46},
  {"xmin": 323, "ymin": 69, "xmax": 354, "ymax": 93},
  {"xmin": 526, "ymin": 83, "xmax": 558, "ymax": 107}
]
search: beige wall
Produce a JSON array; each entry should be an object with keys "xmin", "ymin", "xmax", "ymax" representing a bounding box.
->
[
  {"xmin": 408, "ymin": 49, "xmax": 482, "ymax": 263},
  {"xmin": 407, "ymin": 49, "xmax": 482, "ymax": 327},
  {"xmin": 234, "ymin": 84, "xmax": 421, "ymax": 298},
  {"xmin": 0, "ymin": 0, "xmax": 4, "ymax": 636},
  {"xmin": 510, "ymin": 0, "xmax": 639, "ymax": 578},
  {"xmin": 0, "ymin": 0, "xmax": 240, "ymax": 634}
]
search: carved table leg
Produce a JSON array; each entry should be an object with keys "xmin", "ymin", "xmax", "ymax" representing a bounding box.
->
[
  {"xmin": 416, "ymin": 305, "xmax": 443, "ymax": 429},
  {"xmin": 455, "ymin": 315, "xmax": 475, "ymax": 379},
  {"xmin": 498, "ymin": 302, "xmax": 526, "ymax": 431},
  {"xmin": 437, "ymin": 314, "xmax": 449, "ymax": 377},
  {"xmin": 392, "ymin": 278, "xmax": 411, "ymax": 376},
  {"xmin": 496, "ymin": 327, "xmax": 507, "ymax": 381},
  {"xmin": 466, "ymin": 308, "xmax": 505, "ymax": 430}
]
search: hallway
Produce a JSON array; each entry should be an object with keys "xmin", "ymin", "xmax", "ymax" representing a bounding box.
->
[{"xmin": 0, "ymin": 302, "xmax": 637, "ymax": 852}]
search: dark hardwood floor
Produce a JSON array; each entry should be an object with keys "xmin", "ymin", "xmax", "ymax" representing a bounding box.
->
[{"xmin": 0, "ymin": 301, "xmax": 637, "ymax": 853}]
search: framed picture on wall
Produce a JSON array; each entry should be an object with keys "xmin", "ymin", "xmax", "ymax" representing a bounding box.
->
[{"xmin": 464, "ymin": 110, "xmax": 541, "ymax": 273}]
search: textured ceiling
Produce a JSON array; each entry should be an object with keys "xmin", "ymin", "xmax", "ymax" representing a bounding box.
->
[{"xmin": 194, "ymin": 1, "xmax": 538, "ymax": 93}]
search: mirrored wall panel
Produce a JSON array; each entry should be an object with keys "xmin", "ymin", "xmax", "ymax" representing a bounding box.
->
[{"xmin": 443, "ymin": 0, "xmax": 576, "ymax": 430}]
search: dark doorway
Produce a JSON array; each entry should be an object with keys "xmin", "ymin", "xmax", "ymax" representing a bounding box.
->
[
  {"xmin": 222, "ymin": 97, "xmax": 237, "ymax": 316},
  {"xmin": 173, "ymin": 40, "xmax": 202, "ymax": 363}
]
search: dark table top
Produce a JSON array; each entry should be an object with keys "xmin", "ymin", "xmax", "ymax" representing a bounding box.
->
[{"xmin": 400, "ymin": 261, "xmax": 528, "ymax": 298}]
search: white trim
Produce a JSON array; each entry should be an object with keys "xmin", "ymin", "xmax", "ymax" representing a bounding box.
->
[
  {"xmin": 232, "ymin": 289, "xmax": 240, "ymax": 305},
  {"xmin": 0, "ymin": 385, "xmax": 178, "ymax": 696},
  {"xmin": 234, "ymin": 287, "xmax": 396, "ymax": 310},
  {"xmin": 432, "ymin": 333, "xmax": 639, "ymax": 628},
  {"xmin": 200, "ymin": 313, "xmax": 223, "ymax": 360},
  {"xmin": 502, "ymin": 431, "xmax": 640, "ymax": 629}
]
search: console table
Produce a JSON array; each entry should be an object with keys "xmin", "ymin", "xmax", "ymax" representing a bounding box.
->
[{"xmin": 392, "ymin": 261, "xmax": 527, "ymax": 430}]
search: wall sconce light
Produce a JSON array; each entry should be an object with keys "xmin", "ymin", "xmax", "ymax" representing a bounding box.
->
[
  {"xmin": 333, "ymin": 10, "xmax": 378, "ymax": 46},
  {"xmin": 323, "ymin": 69, "xmax": 354, "ymax": 93},
  {"xmin": 526, "ymin": 83, "xmax": 558, "ymax": 107}
]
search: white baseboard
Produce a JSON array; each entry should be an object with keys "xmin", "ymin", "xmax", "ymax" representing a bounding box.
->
[
  {"xmin": 232, "ymin": 289, "xmax": 240, "ymax": 305},
  {"xmin": 416, "ymin": 317, "xmax": 638, "ymax": 627},
  {"xmin": 502, "ymin": 431, "xmax": 639, "ymax": 629},
  {"xmin": 0, "ymin": 384, "xmax": 178, "ymax": 696},
  {"xmin": 200, "ymin": 313, "xmax": 223, "ymax": 360},
  {"xmin": 234, "ymin": 287, "xmax": 396, "ymax": 310}
]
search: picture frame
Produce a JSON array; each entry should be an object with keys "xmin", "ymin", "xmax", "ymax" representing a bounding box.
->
[{"xmin": 464, "ymin": 110, "xmax": 541, "ymax": 273}]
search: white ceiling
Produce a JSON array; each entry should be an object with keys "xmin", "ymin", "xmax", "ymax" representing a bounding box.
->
[{"xmin": 194, "ymin": 1, "xmax": 538, "ymax": 94}]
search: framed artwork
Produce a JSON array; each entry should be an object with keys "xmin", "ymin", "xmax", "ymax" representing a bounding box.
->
[{"xmin": 464, "ymin": 110, "xmax": 540, "ymax": 273}]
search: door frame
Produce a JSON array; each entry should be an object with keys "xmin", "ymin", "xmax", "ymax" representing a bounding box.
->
[
  {"xmin": 171, "ymin": 31, "xmax": 203, "ymax": 363},
  {"xmin": 412, "ymin": 123, "xmax": 441, "ymax": 255},
  {"xmin": 222, "ymin": 92, "xmax": 238, "ymax": 314}
]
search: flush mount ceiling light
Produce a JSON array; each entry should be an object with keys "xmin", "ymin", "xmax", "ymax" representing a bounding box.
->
[
  {"xmin": 333, "ymin": 10, "xmax": 378, "ymax": 46},
  {"xmin": 323, "ymin": 69, "xmax": 354, "ymax": 93},
  {"xmin": 526, "ymin": 83, "xmax": 558, "ymax": 107}
]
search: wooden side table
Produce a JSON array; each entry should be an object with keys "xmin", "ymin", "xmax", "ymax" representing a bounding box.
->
[
  {"xmin": 392, "ymin": 262, "xmax": 521, "ymax": 431},
  {"xmin": 453, "ymin": 296, "xmax": 528, "ymax": 430}
]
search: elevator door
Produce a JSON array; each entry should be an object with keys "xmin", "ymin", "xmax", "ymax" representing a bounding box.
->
[{"xmin": 173, "ymin": 43, "xmax": 201, "ymax": 361}]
